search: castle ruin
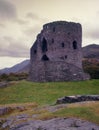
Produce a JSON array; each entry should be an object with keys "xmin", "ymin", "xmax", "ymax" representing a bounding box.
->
[{"xmin": 29, "ymin": 21, "xmax": 89, "ymax": 82}]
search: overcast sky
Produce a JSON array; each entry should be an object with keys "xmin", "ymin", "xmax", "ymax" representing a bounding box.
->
[{"xmin": 0, "ymin": 0, "xmax": 99, "ymax": 69}]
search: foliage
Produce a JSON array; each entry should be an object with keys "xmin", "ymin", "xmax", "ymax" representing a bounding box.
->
[
  {"xmin": 52, "ymin": 103, "xmax": 99, "ymax": 124},
  {"xmin": 83, "ymin": 59, "xmax": 99, "ymax": 79},
  {"xmin": 37, "ymin": 102, "xmax": 99, "ymax": 124},
  {"xmin": 0, "ymin": 73, "xmax": 28, "ymax": 82}
]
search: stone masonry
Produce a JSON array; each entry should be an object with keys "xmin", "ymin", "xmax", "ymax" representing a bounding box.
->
[{"xmin": 29, "ymin": 21, "xmax": 90, "ymax": 82}]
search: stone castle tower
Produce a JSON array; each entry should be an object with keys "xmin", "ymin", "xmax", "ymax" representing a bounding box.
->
[{"xmin": 29, "ymin": 21, "xmax": 89, "ymax": 82}]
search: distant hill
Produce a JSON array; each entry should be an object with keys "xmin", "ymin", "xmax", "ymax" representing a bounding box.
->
[
  {"xmin": 82, "ymin": 44, "xmax": 99, "ymax": 58},
  {"xmin": 0, "ymin": 60, "xmax": 30, "ymax": 74},
  {"xmin": 0, "ymin": 44, "xmax": 99, "ymax": 75},
  {"xmin": 82, "ymin": 44, "xmax": 99, "ymax": 79}
]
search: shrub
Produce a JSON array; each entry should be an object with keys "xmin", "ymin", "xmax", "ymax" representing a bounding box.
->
[
  {"xmin": 83, "ymin": 59, "xmax": 99, "ymax": 79},
  {"xmin": 0, "ymin": 73, "xmax": 28, "ymax": 82}
]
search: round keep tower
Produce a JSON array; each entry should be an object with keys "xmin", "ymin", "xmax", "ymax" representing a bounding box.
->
[{"xmin": 29, "ymin": 21, "xmax": 90, "ymax": 82}]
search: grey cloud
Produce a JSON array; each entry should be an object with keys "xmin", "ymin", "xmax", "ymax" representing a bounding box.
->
[
  {"xmin": 0, "ymin": 0, "xmax": 17, "ymax": 20},
  {"xmin": 0, "ymin": 36, "xmax": 29, "ymax": 58},
  {"xmin": 0, "ymin": 23, "xmax": 6, "ymax": 28},
  {"xmin": 0, "ymin": 50, "xmax": 29, "ymax": 57},
  {"xmin": 8, "ymin": 43, "xmax": 29, "ymax": 57},
  {"xmin": 26, "ymin": 12, "xmax": 40, "ymax": 20},
  {"xmin": 83, "ymin": 21, "xmax": 99, "ymax": 41},
  {"xmin": 84, "ymin": 27, "xmax": 99, "ymax": 40},
  {"xmin": 23, "ymin": 26, "xmax": 41, "ymax": 36},
  {"xmin": 26, "ymin": 12, "xmax": 49, "ymax": 23},
  {"xmin": 3, "ymin": 36, "xmax": 13, "ymax": 42},
  {"xmin": 88, "ymin": 30, "xmax": 99, "ymax": 39},
  {"xmin": 15, "ymin": 19, "xmax": 29, "ymax": 25}
]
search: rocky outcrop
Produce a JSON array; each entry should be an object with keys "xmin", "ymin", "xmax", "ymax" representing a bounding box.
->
[
  {"xmin": 0, "ymin": 107, "xmax": 13, "ymax": 116},
  {"xmin": 56, "ymin": 95, "xmax": 99, "ymax": 104},
  {"xmin": 0, "ymin": 102, "xmax": 99, "ymax": 130},
  {"xmin": 7, "ymin": 118, "xmax": 99, "ymax": 130},
  {"xmin": 0, "ymin": 106, "xmax": 25, "ymax": 116}
]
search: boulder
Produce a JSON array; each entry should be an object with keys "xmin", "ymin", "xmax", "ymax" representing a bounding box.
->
[{"xmin": 56, "ymin": 95, "xmax": 99, "ymax": 104}]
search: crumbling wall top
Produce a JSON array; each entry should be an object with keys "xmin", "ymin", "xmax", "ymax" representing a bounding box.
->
[{"xmin": 43, "ymin": 21, "xmax": 81, "ymax": 29}]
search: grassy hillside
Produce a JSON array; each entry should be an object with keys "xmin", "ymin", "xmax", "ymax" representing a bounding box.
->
[{"xmin": 0, "ymin": 80, "xmax": 99, "ymax": 105}]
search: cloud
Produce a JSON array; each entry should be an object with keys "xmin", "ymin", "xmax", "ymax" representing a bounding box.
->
[
  {"xmin": 26, "ymin": 12, "xmax": 49, "ymax": 23},
  {"xmin": 88, "ymin": 29, "xmax": 99, "ymax": 40},
  {"xmin": 84, "ymin": 23, "xmax": 99, "ymax": 40},
  {"xmin": 15, "ymin": 19, "xmax": 29, "ymax": 25},
  {"xmin": 3, "ymin": 36, "xmax": 13, "ymax": 41},
  {"xmin": 23, "ymin": 26, "xmax": 41, "ymax": 36},
  {"xmin": 0, "ymin": 36, "xmax": 29, "ymax": 58},
  {"xmin": 26, "ymin": 12, "xmax": 40, "ymax": 20},
  {"xmin": 0, "ymin": 0, "xmax": 17, "ymax": 20},
  {"xmin": 0, "ymin": 23, "xmax": 6, "ymax": 28}
]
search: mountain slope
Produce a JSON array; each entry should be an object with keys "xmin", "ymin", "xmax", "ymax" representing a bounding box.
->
[
  {"xmin": 82, "ymin": 44, "xmax": 99, "ymax": 58},
  {"xmin": 0, "ymin": 60, "xmax": 30, "ymax": 74}
]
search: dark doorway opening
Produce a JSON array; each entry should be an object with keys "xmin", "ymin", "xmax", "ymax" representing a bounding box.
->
[
  {"xmin": 42, "ymin": 38, "xmax": 48, "ymax": 53},
  {"xmin": 34, "ymin": 50, "xmax": 37, "ymax": 54},
  {"xmin": 73, "ymin": 41, "xmax": 77, "ymax": 49},
  {"xmin": 61, "ymin": 42, "xmax": 65, "ymax": 48},
  {"xmin": 65, "ymin": 55, "xmax": 67, "ymax": 59},
  {"xmin": 41, "ymin": 54, "xmax": 49, "ymax": 61}
]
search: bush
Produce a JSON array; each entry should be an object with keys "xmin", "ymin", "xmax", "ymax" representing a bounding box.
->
[
  {"xmin": 0, "ymin": 73, "xmax": 9, "ymax": 81},
  {"xmin": 83, "ymin": 66, "xmax": 99, "ymax": 79},
  {"xmin": 0, "ymin": 73, "xmax": 28, "ymax": 82},
  {"xmin": 83, "ymin": 59, "xmax": 99, "ymax": 79}
]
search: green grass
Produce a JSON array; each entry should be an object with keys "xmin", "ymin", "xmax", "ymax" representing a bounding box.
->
[
  {"xmin": 53, "ymin": 106, "xmax": 99, "ymax": 124},
  {"xmin": 0, "ymin": 79, "xmax": 99, "ymax": 124},
  {"xmin": 0, "ymin": 79, "xmax": 99, "ymax": 105},
  {"xmin": 34, "ymin": 102, "xmax": 99, "ymax": 124}
]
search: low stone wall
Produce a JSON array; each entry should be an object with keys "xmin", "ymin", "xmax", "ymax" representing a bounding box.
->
[{"xmin": 56, "ymin": 95, "xmax": 99, "ymax": 104}]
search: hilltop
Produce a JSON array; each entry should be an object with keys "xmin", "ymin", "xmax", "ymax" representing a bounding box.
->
[{"xmin": 82, "ymin": 44, "xmax": 99, "ymax": 58}]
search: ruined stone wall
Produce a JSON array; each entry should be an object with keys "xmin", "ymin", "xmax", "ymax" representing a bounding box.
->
[
  {"xmin": 29, "ymin": 61, "xmax": 89, "ymax": 82},
  {"xmin": 29, "ymin": 21, "xmax": 89, "ymax": 82},
  {"xmin": 31, "ymin": 21, "xmax": 82, "ymax": 68}
]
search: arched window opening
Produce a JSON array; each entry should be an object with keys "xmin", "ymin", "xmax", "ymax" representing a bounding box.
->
[
  {"xmin": 73, "ymin": 41, "xmax": 77, "ymax": 49},
  {"xmin": 41, "ymin": 55, "xmax": 49, "ymax": 61},
  {"xmin": 65, "ymin": 55, "xmax": 67, "ymax": 59},
  {"xmin": 34, "ymin": 50, "xmax": 37, "ymax": 54},
  {"xmin": 61, "ymin": 42, "xmax": 65, "ymax": 48},
  {"xmin": 42, "ymin": 38, "xmax": 48, "ymax": 52}
]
